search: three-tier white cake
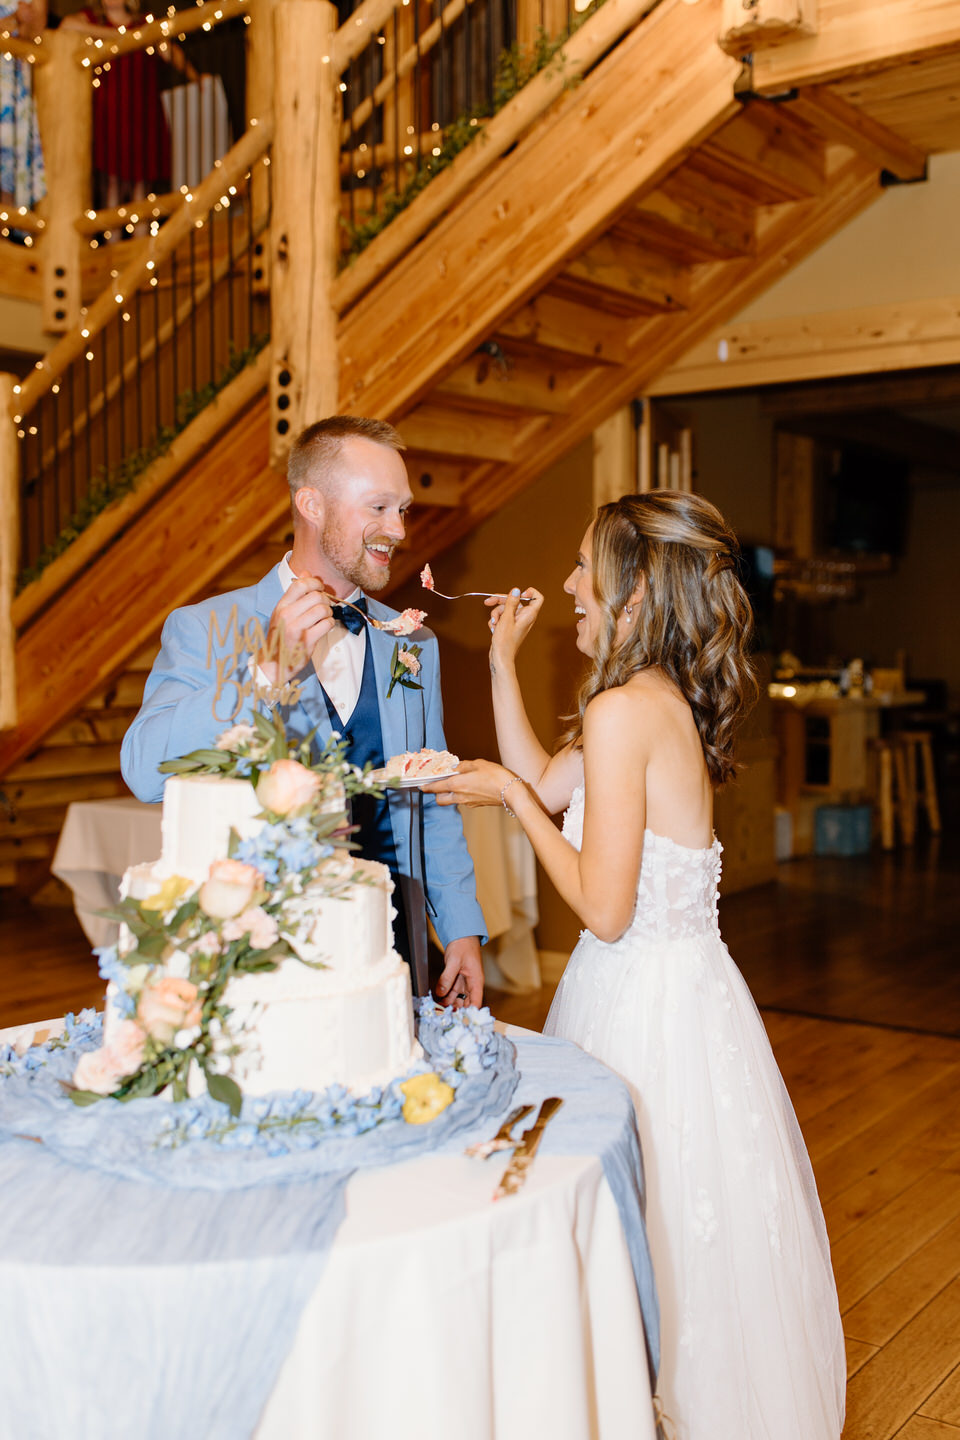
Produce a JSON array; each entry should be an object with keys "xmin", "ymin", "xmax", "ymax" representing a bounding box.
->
[{"xmin": 110, "ymin": 774, "xmax": 421, "ymax": 1097}]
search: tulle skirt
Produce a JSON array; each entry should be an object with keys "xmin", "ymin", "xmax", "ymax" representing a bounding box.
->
[{"xmin": 545, "ymin": 927, "xmax": 845, "ymax": 1440}]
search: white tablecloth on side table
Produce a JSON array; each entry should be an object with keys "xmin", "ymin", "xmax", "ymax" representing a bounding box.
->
[{"xmin": 51, "ymin": 798, "xmax": 162, "ymax": 946}]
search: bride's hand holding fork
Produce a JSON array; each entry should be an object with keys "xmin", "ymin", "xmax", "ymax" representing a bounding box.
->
[{"xmin": 485, "ymin": 587, "xmax": 543, "ymax": 671}]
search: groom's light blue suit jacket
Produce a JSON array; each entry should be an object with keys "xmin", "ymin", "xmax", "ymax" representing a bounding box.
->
[{"xmin": 120, "ymin": 566, "xmax": 487, "ymax": 990}]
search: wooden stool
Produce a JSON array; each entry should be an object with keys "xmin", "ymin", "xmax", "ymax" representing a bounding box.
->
[
  {"xmin": 898, "ymin": 731, "xmax": 942, "ymax": 837},
  {"xmin": 870, "ymin": 735, "xmax": 942, "ymax": 850}
]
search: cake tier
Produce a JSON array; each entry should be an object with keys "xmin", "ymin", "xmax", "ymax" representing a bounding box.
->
[
  {"xmin": 226, "ymin": 954, "xmax": 420, "ymax": 1097},
  {"xmin": 161, "ymin": 775, "xmax": 264, "ymax": 882}
]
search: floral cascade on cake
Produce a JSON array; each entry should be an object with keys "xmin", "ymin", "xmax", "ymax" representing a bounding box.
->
[{"xmin": 67, "ymin": 713, "xmax": 417, "ymax": 1114}]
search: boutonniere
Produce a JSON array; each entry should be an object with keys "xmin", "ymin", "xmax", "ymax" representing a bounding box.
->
[{"xmin": 386, "ymin": 642, "xmax": 423, "ymax": 699}]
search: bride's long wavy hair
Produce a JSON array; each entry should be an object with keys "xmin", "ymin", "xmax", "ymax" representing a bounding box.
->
[{"xmin": 561, "ymin": 491, "xmax": 758, "ymax": 786}]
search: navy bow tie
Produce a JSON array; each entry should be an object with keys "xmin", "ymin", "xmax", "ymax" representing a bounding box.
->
[{"xmin": 331, "ymin": 596, "xmax": 367, "ymax": 636}]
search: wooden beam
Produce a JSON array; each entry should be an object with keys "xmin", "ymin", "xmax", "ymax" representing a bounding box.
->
[
  {"xmin": 33, "ymin": 29, "xmax": 91, "ymax": 334},
  {"xmin": 397, "ymin": 405, "xmax": 534, "ymax": 462},
  {"xmin": 270, "ymin": 0, "xmax": 340, "ymax": 466},
  {"xmin": 696, "ymin": 102, "xmax": 826, "ymax": 205},
  {"xmin": 495, "ymin": 293, "xmax": 636, "ymax": 367},
  {"xmin": 404, "ymin": 455, "xmax": 473, "ymax": 508},
  {"xmin": 648, "ymin": 295, "xmax": 960, "ymax": 395},
  {"xmin": 555, "ymin": 237, "xmax": 690, "ymax": 316},
  {"xmin": 786, "ymin": 85, "xmax": 926, "ymax": 180},
  {"xmin": 719, "ymin": 0, "xmax": 816, "ymax": 57},
  {"xmin": 750, "ymin": 0, "xmax": 960, "ymax": 94},
  {"xmin": 612, "ymin": 175, "xmax": 755, "ymax": 263},
  {"xmin": 337, "ymin": 0, "xmax": 743, "ymax": 417},
  {"xmin": 433, "ymin": 349, "xmax": 575, "ymax": 416},
  {"xmin": 593, "ymin": 407, "xmax": 636, "ymax": 507},
  {"xmin": 759, "ymin": 366, "xmax": 960, "ymax": 416}
]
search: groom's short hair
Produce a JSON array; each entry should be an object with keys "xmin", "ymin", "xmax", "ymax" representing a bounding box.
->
[{"xmin": 287, "ymin": 416, "xmax": 405, "ymax": 503}]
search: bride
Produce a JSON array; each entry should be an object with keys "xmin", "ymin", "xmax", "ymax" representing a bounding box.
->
[{"xmin": 426, "ymin": 491, "xmax": 845, "ymax": 1439}]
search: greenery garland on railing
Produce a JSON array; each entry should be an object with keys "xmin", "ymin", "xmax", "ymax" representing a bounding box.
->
[
  {"xmin": 340, "ymin": 9, "xmax": 599, "ymax": 265},
  {"xmin": 16, "ymin": 336, "xmax": 268, "ymax": 593}
]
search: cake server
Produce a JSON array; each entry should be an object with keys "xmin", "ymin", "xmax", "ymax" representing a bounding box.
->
[
  {"xmin": 464, "ymin": 1103, "xmax": 534, "ymax": 1159},
  {"xmin": 493, "ymin": 1096, "xmax": 564, "ymax": 1200}
]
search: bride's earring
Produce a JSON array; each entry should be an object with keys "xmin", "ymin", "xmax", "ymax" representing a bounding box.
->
[{"xmin": 624, "ymin": 604, "xmax": 633, "ymax": 619}]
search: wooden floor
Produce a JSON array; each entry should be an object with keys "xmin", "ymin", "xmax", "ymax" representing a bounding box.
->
[{"xmin": 2, "ymin": 810, "xmax": 960, "ymax": 1438}]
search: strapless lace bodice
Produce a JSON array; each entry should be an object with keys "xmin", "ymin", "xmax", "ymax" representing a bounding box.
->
[{"xmin": 561, "ymin": 783, "xmax": 722, "ymax": 945}]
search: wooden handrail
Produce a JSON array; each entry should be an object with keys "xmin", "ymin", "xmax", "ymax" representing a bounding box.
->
[
  {"xmin": 331, "ymin": 0, "xmax": 400, "ymax": 73},
  {"xmin": 75, "ymin": 191, "xmax": 183, "ymax": 237},
  {"xmin": 0, "ymin": 33, "xmax": 47, "ymax": 64},
  {"xmin": 341, "ymin": 0, "xmax": 468, "ymax": 143},
  {"xmin": 334, "ymin": 0, "xmax": 663, "ymax": 313},
  {"xmin": 74, "ymin": 0, "xmax": 250, "ymax": 64},
  {"xmin": 0, "ymin": 206, "xmax": 45, "ymax": 236},
  {"xmin": 14, "ymin": 117, "xmax": 272, "ymax": 418}
]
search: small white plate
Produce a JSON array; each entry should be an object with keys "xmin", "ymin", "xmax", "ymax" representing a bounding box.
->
[{"xmin": 371, "ymin": 768, "xmax": 459, "ymax": 789}]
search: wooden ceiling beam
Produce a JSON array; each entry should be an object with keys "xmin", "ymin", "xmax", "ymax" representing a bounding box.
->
[
  {"xmin": 695, "ymin": 102, "xmax": 826, "ymax": 205},
  {"xmin": 405, "ymin": 453, "xmax": 476, "ymax": 507},
  {"xmin": 786, "ymin": 85, "xmax": 927, "ymax": 180}
]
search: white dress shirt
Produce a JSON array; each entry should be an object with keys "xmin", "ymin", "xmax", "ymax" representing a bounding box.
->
[{"xmin": 276, "ymin": 552, "xmax": 367, "ymax": 723}]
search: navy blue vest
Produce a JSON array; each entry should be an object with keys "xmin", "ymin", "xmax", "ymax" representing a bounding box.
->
[{"xmin": 318, "ymin": 638, "xmax": 414, "ymax": 980}]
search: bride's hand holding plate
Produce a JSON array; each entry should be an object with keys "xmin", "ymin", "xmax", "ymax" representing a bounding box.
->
[
  {"xmin": 422, "ymin": 759, "xmax": 513, "ymax": 808},
  {"xmin": 485, "ymin": 587, "xmax": 543, "ymax": 667}
]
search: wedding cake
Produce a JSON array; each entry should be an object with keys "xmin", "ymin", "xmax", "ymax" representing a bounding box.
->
[{"xmin": 77, "ymin": 721, "xmax": 423, "ymax": 1106}]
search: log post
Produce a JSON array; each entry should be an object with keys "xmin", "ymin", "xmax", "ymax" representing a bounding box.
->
[
  {"xmin": 33, "ymin": 29, "xmax": 92, "ymax": 335},
  {"xmin": 246, "ymin": 0, "xmax": 278, "ymax": 233},
  {"xmin": 593, "ymin": 407, "xmax": 636, "ymax": 508},
  {"xmin": 719, "ymin": 0, "xmax": 817, "ymax": 56},
  {"xmin": 0, "ymin": 375, "xmax": 20, "ymax": 729},
  {"xmin": 270, "ymin": 0, "xmax": 341, "ymax": 467}
]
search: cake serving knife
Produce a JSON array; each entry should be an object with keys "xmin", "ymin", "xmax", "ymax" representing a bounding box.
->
[{"xmin": 492, "ymin": 1096, "xmax": 564, "ymax": 1201}]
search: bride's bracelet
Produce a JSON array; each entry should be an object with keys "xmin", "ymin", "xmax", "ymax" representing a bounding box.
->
[{"xmin": 500, "ymin": 775, "xmax": 523, "ymax": 819}]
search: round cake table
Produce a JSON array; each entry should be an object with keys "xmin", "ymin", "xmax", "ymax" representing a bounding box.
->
[{"xmin": 0, "ymin": 1019, "xmax": 658, "ymax": 1440}]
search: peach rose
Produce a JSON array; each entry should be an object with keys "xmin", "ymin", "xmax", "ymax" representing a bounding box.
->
[
  {"xmin": 138, "ymin": 976, "xmax": 203, "ymax": 1046},
  {"xmin": 74, "ymin": 1047, "xmax": 124, "ymax": 1096},
  {"xmin": 199, "ymin": 858, "xmax": 262, "ymax": 919},
  {"xmin": 256, "ymin": 759, "xmax": 322, "ymax": 817},
  {"xmin": 108, "ymin": 1019, "xmax": 148, "ymax": 1075},
  {"xmin": 222, "ymin": 905, "xmax": 279, "ymax": 950}
]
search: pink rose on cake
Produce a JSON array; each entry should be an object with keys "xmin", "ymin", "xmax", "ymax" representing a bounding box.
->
[
  {"xmin": 138, "ymin": 976, "xmax": 203, "ymax": 1047},
  {"xmin": 222, "ymin": 905, "xmax": 279, "ymax": 950},
  {"xmin": 199, "ymin": 858, "xmax": 263, "ymax": 919},
  {"xmin": 73, "ymin": 1019, "xmax": 147, "ymax": 1095},
  {"xmin": 257, "ymin": 759, "xmax": 322, "ymax": 816}
]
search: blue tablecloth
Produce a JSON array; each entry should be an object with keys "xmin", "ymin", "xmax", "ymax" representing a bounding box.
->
[{"xmin": 0, "ymin": 1030, "xmax": 658, "ymax": 1439}]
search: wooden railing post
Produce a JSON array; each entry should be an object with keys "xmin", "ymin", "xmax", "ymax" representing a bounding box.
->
[
  {"xmin": 270, "ymin": 0, "xmax": 341, "ymax": 465},
  {"xmin": 246, "ymin": 0, "xmax": 278, "ymax": 227},
  {"xmin": 0, "ymin": 376, "xmax": 19, "ymax": 730},
  {"xmin": 33, "ymin": 29, "xmax": 92, "ymax": 335}
]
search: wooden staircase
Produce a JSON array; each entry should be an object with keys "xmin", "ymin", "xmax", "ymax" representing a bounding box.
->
[{"xmin": 2, "ymin": 0, "xmax": 959, "ymax": 888}]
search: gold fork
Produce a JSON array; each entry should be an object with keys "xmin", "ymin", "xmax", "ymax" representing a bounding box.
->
[{"xmin": 464, "ymin": 1103, "xmax": 535, "ymax": 1159}]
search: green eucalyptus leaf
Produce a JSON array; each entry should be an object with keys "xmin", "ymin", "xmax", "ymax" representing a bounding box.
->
[{"xmin": 206, "ymin": 1071, "xmax": 243, "ymax": 1117}]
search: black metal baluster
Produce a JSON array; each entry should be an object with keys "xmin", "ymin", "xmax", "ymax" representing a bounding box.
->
[
  {"xmin": 135, "ymin": 287, "xmax": 144, "ymax": 451},
  {"xmin": 68, "ymin": 364, "xmax": 77, "ymax": 521},
  {"xmin": 101, "ymin": 333, "xmax": 109, "ymax": 490},
  {"xmin": 171, "ymin": 246, "xmax": 179, "ymax": 432},
  {"xmin": 208, "ymin": 196, "xmax": 216, "ymax": 386},
  {"xmin": 246, "ymin": 168, "xmax": 254, "ymax": 346},
  {"xmin": 118, "ymin": 305, "xmax": 126, "ymax": 461},
  {"xmin": 189, "ymin": 227, "xmax": 198, "ymax": 406},
  {"xmin": 227, "ymin": 179, "xmax": 236, "ymax": 351},
  {"xmin": 153, "ymin": 269, "xmax": 161, "ymax": 439}
]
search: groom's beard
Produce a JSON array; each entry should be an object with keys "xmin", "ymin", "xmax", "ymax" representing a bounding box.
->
[{"xmin": 318, "ymin": 518, "xmax": 394, "ymax": 593}]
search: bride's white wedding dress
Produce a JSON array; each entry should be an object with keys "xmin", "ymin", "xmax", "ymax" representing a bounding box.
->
[{"xmin": 545, "ymin": 784, "xmax": 845, "ymax": 1439}]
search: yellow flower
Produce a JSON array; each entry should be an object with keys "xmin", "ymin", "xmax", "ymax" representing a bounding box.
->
[
  {"xmin": 400, "ymin": 1072, "xmax": 455, "ymax": 1125},
  {"xmin": 141, "ymin": 875, "xmax": 193, "ymax": 913}
]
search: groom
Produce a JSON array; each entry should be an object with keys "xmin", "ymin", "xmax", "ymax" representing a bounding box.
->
[{"xmin": 120, "ymin": 415, "xmax": 485, "ymax": 1007}]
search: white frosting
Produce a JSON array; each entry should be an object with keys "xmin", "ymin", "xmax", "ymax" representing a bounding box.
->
[
  {"xmin": 160, "ymin": 775, "xmax": 264, "ymax": 882},
  {"xmin": 116, "ymin": 773, "xmax": 421, "ymax": 1097}
]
